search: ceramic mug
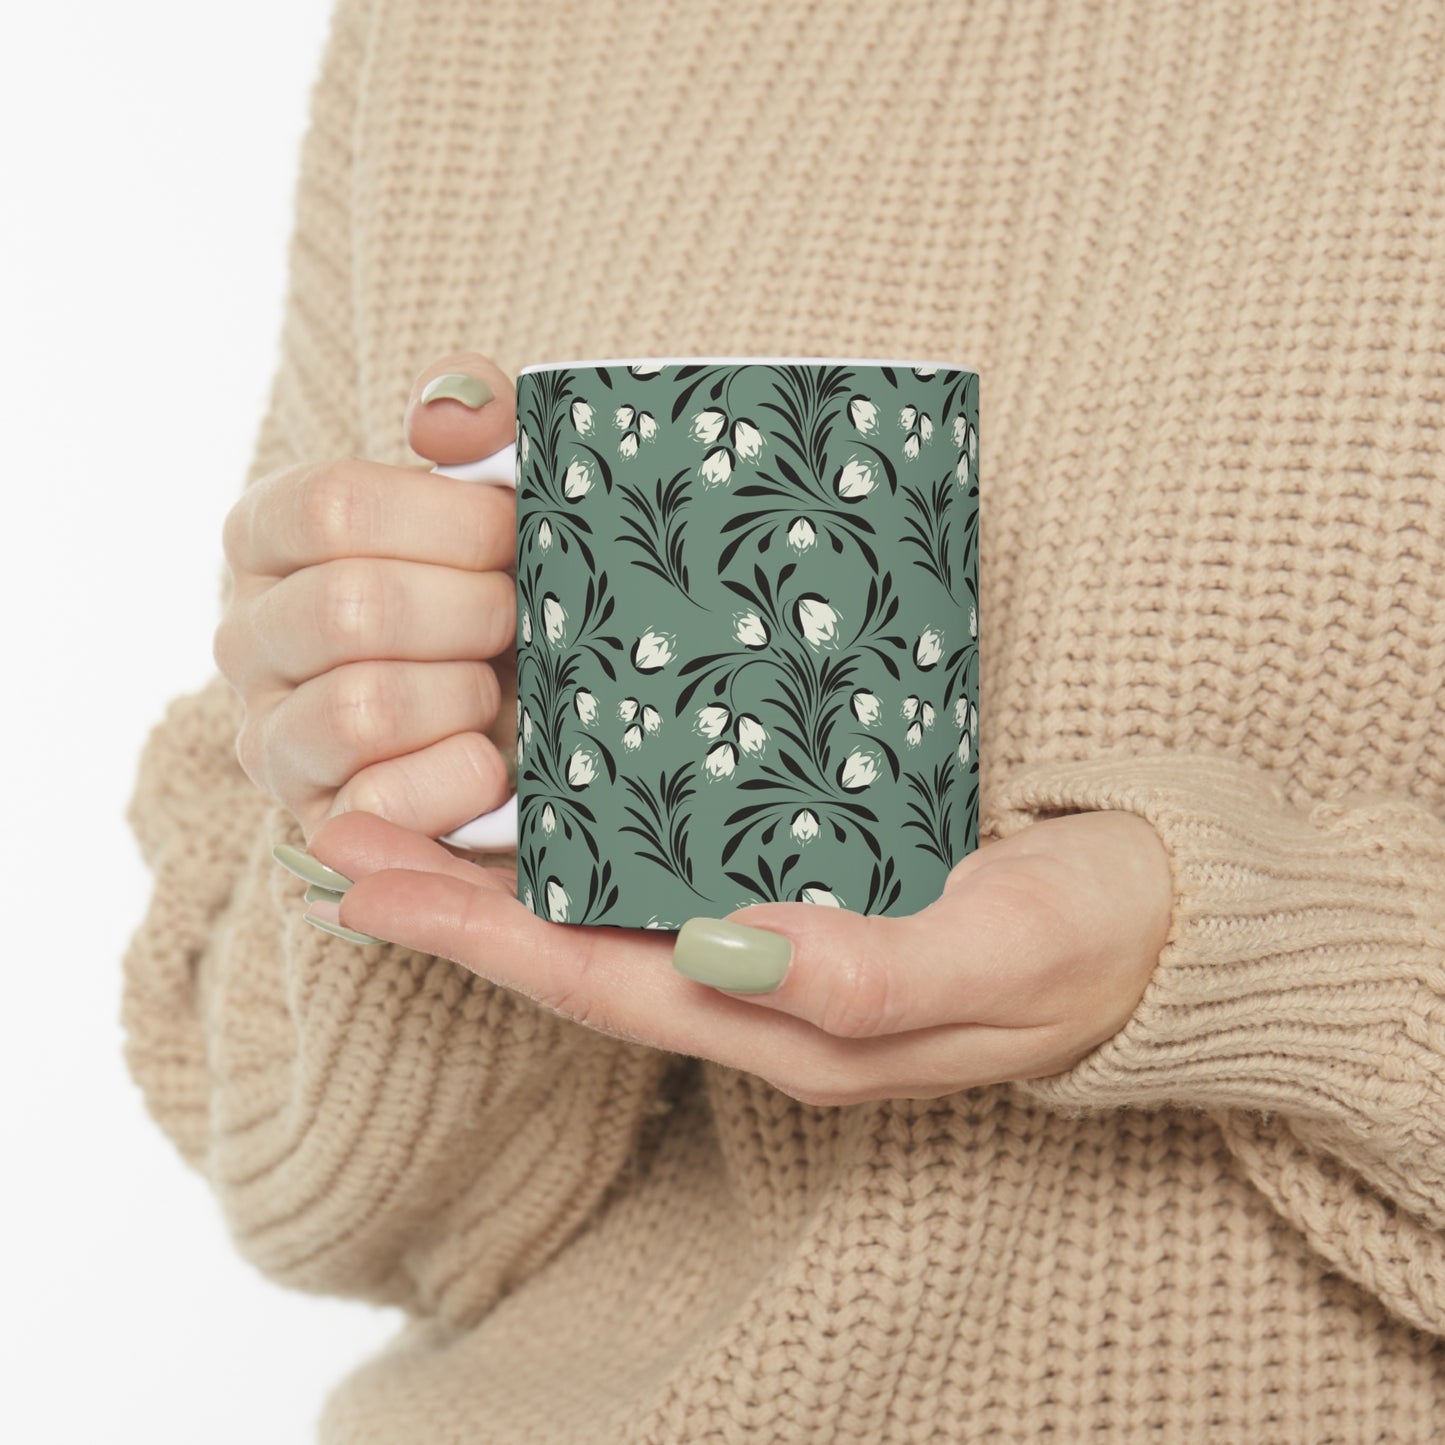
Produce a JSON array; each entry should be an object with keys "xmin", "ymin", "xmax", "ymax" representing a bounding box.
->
[{"xmin": 437, "ymin": 357, "xmax": 979, "ymax": 930}]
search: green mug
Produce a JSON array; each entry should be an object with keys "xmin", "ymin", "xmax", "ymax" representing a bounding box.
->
[{"xmin": 447, "ymin": 357, "xmax": 979, "ymax": 930}]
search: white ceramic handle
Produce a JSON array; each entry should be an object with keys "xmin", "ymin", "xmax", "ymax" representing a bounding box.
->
[{"xmin": 431, "ymin": 443, "xmax": 520, "ymax": 850}]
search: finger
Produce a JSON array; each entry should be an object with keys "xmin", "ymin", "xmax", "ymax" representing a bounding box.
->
[
  {"xmin": 318, "ymin": 730, "xmax": 514, "ymax": 842},
  {"xmin": 405, "ymin": 354, "xmax": 516, "ymax": 466},
  {"xmin": 310, "ymin": 810, "xmax": 511, "ymax": 888},
  {"xmin": 669, "ymin": 884, "xmax": 1038, "ymax": 1040},
  {"xmin": 233, "ymin": 558, "xmax": 515, "ymax": 688},
  {"xmin": 225, "ymin": 455, "xmax": 517, "ymax": 578},
  {"xmin": 312, "ymin": 815, "xmax": 1065, "ymax": 1104},
  {"xmin": 258, "ymin": 658, "xmax": 500, "ymax": 802}
]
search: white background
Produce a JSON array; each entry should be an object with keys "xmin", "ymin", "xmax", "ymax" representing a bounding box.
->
[{"xmin": 0, "ymin": 4, "xmax": 408, "ymax": 1441}]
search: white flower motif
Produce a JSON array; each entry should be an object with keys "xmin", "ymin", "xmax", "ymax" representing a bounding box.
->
[
  {"xmin": 570, "ymin": 400, "xmax": 594, "ymax": 435},
  {"xmin": 732, "ymin": 419, "xmax": 764, "ymax": 459},
  {"xmin": 970, "ymin": 605, "xmax": 977, "ymax": 639},
  {"xmin": 787, "ymin": 517, "xmax": 816, "ymax": 551},
  {"xmin": 970, "ymin": 423, "xmax": 978, "ymax": 465},
  {"xmin": 851, "ymin": 690, "xmax": 880, "ymax": 726},
  {"xmin": 520, "ymin": 428, "xmax": 531, "ymax": 462},
  {"xmin": 700, "ymin": 447, "xmax": 733, "ymax": 487},
  {"xmin": 630, "ymin": 363, "xmax": 663, "ymax": 377},
  {"xmin": 954, "ymin": 697, "xmax": 969, "ymax": 728},
  {"xmin": 921, "ymin": 702, "xmax": 935, "ymax": 730},
  {"xmin": 800, "ymin": 886, "xmax": 843, "ymax": 908},
  {"xmin": 696, "ymin": 704, "xmax": 731, "ymax": 739},
  {"xmin": 906, "ymin": 720, "xmax": 923, "ymax": 748},
  {"xmin": 953, "ymin": 414, "xmax": 967, "ymax": 447},
  {"xmin": 542, "ymin": 803, "xmax": 556, "ymax": 835},
  {"xmin": 521, "ymin": 609, "xmax": 532, "ymax": 644},
  {"xmin": 791, "ymin": 809, "xmax": 820, "ymax": 843},
  {"xmin": 619, "ymin": 697, "xmax": 639, "ymax": 722},
  {"xmin": 736, "ymin": 715, "xmax": 768, "ymax": 755},
  {"xmin": 796, "ymin": 595, "xmax": 841, "ymax": 649},
  {"xmin": 615, "ymin": 405, "xmax": 635, "ymax": 428},
  {"xmin": 902, "ymin": 695, "xmax": 919, "ymax": 720},
  {"xmin": 834, "ymin": 457, "xmax": 875, "ymax": 500},
  {"xmin": 619, "ymin": 431, "xmax": 639, "ymax": 458},
  {"xmin": 543, "ymin": 594, "xmax": 567, "ymax": 647},
  {"xmin": 524, "ymin": 887, "xmax": 534, "ymax": 912},
  {"xmin": 903, "ymin": 433, "xmax": 920, "ymax": 459},
  {"xmin": 638, "ymin": 411, "xmax": 658, "ymax": 439},
  {"xmin": 900, "ymin": 405, "xmax": 917, "ymax": 430},
  {"xmin": 969, "ymin": 700, "xmax": 978, "ymax": 732},
  {"xmin": 574, "ymin": 688, "xmax": 597, "ymax": 725},
  {"xmin": 623, "ymin": 723, "xmax": 643, "ymax": 750},
  {"xmin": 956, "ymin": 455, "xmax": 970, "ymax": 486},
  {"xmin": 914, "ymin": 365, "xmax": 938, "ymax": 378},
  {"xmin": 632, "ymin": 629, "xmax": 676, "ymax": 672},
  {"xmin": 691, "ymin": 408, "xmax": 726, "ymax": 444},
  {"xmin": 538, "ymin": 519, "xmax": 552, "ymax": 551},
  {"xmin": 915, "ymin": 628, "xmax": 944, "ymax": 669},
  {"xmin": 517, "ymin": 735, "xmax": 524, "ymax": 771},
  {"xmin": 734, "ymin": 611, "xmax": 769, "ymax": 648},
  {"xmin": 546, "ymin": 878, "xmax": 570, "ymax": 922},
  {"xmin": 839, "ymin": 750, "xmax": 880, "ymax": 791},
  {"xmin": 564, "ymin": 459, "xmax": 593, "ymax": 498},
  {"xmin": 958, "ymin": 732, "xmax": 972, "ymax": 767},
  {"xmin": 641, "ymin": 705, "xmax": 661, "ymax": 734},
  {"xmin": 920, "ymin": 413, "xmax": 934, "ymax": 443},
  {"xmin": 567, "ymin": 749, "xmax": 598, "ymax": 788},
  {"xmin": 849, "ymin": 397, "xmax": 878, "ymax": 433},
  {"xmin": 705, "ymin": 741, "xmax": 738, "ymax": 779},
  {"xmin": 522, "ymin": 709, "xmax": 533, "ymax": 744},
  {"xmin": 642, "ymin": 916, "xmax": 675, "ymax": 930}
]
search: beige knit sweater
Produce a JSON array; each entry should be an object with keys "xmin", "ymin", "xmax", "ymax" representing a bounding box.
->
[{"xmin": 122, "ymin": 0, "xmax": 1445, "ymax": 1439}]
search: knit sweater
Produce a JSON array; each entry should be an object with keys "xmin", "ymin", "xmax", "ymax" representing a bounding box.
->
[{"xmin": 121, "ymin": 0, "xmax": 1445, "ymax": 1439}]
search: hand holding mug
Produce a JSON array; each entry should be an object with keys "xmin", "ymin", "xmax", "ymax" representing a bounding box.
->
[{"xmin": 215, "ymin": 353, "xmax": 519, "ymax": 844}]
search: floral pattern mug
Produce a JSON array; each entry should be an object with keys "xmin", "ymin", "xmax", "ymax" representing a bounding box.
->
[{"xmin": 511, "ymin": 357, "xmax": 979, "ymax": 929}]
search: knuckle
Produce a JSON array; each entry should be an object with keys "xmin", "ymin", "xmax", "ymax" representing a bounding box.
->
[
  {"xmin": 234, "ymin": 714, "xmax": 266, "ymax": 789},
  {"xmin": 477, "ymin": 572, "xmax": 518, "ymax": 657},
  {"xmin": 298, "ymin": 461, "xmax": 367, "ymax": 557},
  {"xmin": 211, "ymin": 611, "xmax": 239, "ymax": 679},
  {"xmin": 220, "ymin": 496, "xmax": 249, "ymax": 566},
  {"xmin": 815, "ymin": 926, "xmax": 898, "ymax": 1039},
  {"xmin": 315, "ymin": 559, "xmax": 391, "ymax": 654},
  {"xmin": 324, "ymin": 664, "xmax": 400, "ymax": 756}
]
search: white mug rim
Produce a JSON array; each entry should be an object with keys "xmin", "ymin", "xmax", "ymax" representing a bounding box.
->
[{"xmin": 517, "ymin": 355, "xmax": 980, "ymax": 376}]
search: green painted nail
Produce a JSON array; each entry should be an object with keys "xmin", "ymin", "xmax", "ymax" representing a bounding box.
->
[
  {"xmin": 672, "ymin": 918, "xmax": 792, "ymax": 993},
  {"xmin": 273, "ymin": 844, "xmax": 352, "ymax": 892},
  {"xmin": 303, "ymin": 913, "xmax": 385, "ymax": 946},
  {"xmin": 304, "ymin": 884, "xmax": 347, "ymax": 906},
  {"xmin": 420, "ymin": 372, "xmax": 494, "ymax": 409}
]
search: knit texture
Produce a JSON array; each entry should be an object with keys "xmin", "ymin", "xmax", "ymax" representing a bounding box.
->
[{"xmin": 122, "ymin": 0, "xmax": 1445, "ymax": 1439}]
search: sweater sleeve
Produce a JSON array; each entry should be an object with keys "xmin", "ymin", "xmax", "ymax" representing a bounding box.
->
[
  {"xmin": 988, "ymin": 752, "xmax": 1445, "ymax": 1337},
  {"xmin": 119, "ymin": 0, "xmax": 678, "ymax": 1329}
]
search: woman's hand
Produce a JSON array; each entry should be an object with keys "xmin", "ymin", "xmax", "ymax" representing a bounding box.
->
[
  {"xmin": 215, "ymin": 353, "xmax": 519, "ymax": 843},
  {"xmin": 300, "ymin": 808, "xmax": 1174, "ymax": 1104}
]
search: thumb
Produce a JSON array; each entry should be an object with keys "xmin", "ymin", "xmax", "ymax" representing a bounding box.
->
[
  {"xmin": 404, "ymin": 352, "xmax": 516, "ymax": 466},
  {"xmin": 671, "ymin": 897, "xmax": 976, "ymax": 1040}
]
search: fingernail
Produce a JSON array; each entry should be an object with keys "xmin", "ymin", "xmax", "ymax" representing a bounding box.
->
[
  {"xmin": 421, "ymin": 372, "xmax": 494, "ymax": 409},
  {"xmin": 672, "ymin": 918, "xmax": 792, "ymax": 994},
  {"xmin": 303, "ymin": 913, "xmax": 385, "ymax": 947},
  {"xmin": 273, "ymin": 844, "xmax": 352, "ymax": 892},
  {"xmin": 304, "ymin": 884, "xmax": 347, "ymax": 906}
]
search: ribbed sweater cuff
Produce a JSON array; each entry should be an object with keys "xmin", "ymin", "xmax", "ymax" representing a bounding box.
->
[{"xmin": 987, "ymin": 754, "xmax": 1445, "ymax": 1128}]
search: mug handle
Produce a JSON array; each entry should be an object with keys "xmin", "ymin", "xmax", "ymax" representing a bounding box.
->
[{"xmin": 429, "ymin": 443, "xmax": 520, "ymax": 851}]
